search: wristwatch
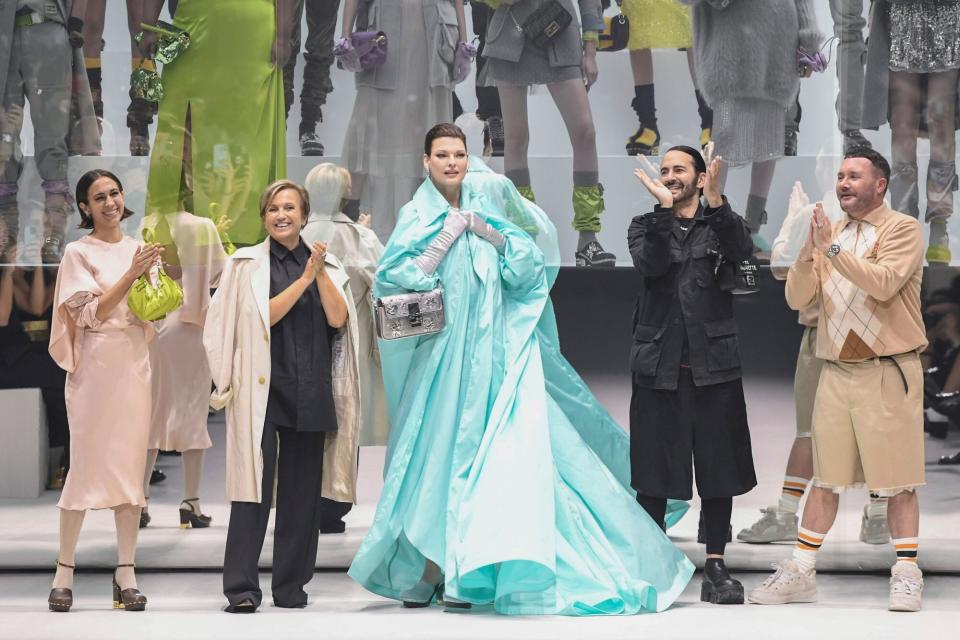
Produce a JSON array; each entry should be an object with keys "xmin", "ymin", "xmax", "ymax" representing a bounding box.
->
[{"xmin": 825, "ymin": 243, "xmax": 842, "ymax": 259}]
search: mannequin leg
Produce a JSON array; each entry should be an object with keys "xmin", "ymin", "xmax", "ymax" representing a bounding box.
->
[
  {"xmin": 687, "ymin": 48, "xmax": 713, "ymax": 146},
  {"xmin": 114, "ymin": 505, "xmax": 141, "ymax": 590},
  {"xmin": 924, "ymin": 69, "xmax": 958, "ymax": 261},
  {"xmin": 889, "ymin": 71, "xmax": 922, "ymax": 219},
  {"xmin": 547, "ymin": 78, "xmax": 613, "ymax": 261},
  {"xmin": 626, "ymin": 49, "xmax": 660, "ymax": 156},
  {"xmin": 52, "ymin": 509, "xmax": 85, "ymax": 589},
  {"xmin": 497, "ymin": 85, "xmax": 531, "ymax": 180}
]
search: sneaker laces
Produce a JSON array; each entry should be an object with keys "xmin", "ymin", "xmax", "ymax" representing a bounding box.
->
[
  {"xmin": 890, "ymin": 573, "xmax": 922, "ymax": 596},
  {"xmin": 759, "ymin": 561, "xmax": 797, "ymax": 590}
]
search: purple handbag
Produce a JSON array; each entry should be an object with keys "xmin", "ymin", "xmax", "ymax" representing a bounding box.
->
[
  {"xmin": 797, "ymin": 47, "xmax": 827, "ymax": 74},
  {"xmin": 452, "ymin": 41, "xmax": 477, "ymax": 84},
  {"xmin": 334, "ymin": 31, "xmax": 388, "ymax": 73}
]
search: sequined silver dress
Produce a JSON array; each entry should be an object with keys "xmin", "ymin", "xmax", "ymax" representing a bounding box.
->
[{"xmin": 889, "ymin": 0, "xmax": 960, "ymax": 73}]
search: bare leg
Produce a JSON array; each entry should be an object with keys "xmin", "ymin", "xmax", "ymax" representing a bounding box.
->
[
  {"xmin": 629, "ymin": 49, "xmax": 653, "ymax": 85},
  {"xmin": 924, "ymin": 69, "xmax": 958, "ymax": 254},
  {"xmin": 182, "ymin": 448, "xmax": 205, "ymax": 509},
  {"xmin": 82, "ymin": 0, "xmax": 107, "ymax": 60},
  {"xmin": 799, "ymin": 486, "xmax": 840, "ymax": 534},
  {"xmin": 114, "ymin": 505, "xmax": 141, "ymax": 590},
  {"xmin": 546, "ymin": 79, "xmax": 599, "ymax": 176},
  {"xmin": 889, "ymin": 71, "xmax": 922, "ymax": 218},
  {"xmin": 784, "ymin": 436, "xmax": 814, "ymax": 480},
  {"xmin": 887, "ymin": 490, "xmax": 920, "ymax": 539},
  {"xmin": 497, "ymin": 85, "xmax": 531, "ymax": 178},
  {"xmin": 52, "ymin": 509, "xmax": 85, "ymax": 589},
  {"xmin": 142, "ymin": 448, "xmax": 159, "ymax": 511}
]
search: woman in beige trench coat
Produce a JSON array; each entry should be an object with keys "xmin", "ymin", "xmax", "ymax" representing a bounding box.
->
[{"xmin": 203, "ymin": 180, "xmax": 361, "ymax": 612}]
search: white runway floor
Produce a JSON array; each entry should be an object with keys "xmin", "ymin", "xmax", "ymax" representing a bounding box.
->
[
  {"xmin": 0, "ymin": 375, "xmax": 958, "ymax": 637},
  {"xmin": 0, "ymin": 571, "xmax": 957, "ymax": 640}
]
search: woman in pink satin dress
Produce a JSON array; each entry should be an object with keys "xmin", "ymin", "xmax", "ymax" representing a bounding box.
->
[{"xmin": 46, "ymin": 169, "xmax": 162, "ymax": 613}]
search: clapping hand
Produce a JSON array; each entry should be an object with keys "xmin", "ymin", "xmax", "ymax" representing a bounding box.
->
[
  {"xmin": 634, "ymin": 155, "xmax": 673, "ymax": 208},
  {"xmin": 129, "ymin": 243, "xmax": 164, "ymax": 279},
  {"xmin": 702, "ymin": 141, "xmax": 724, "ymax": 207},
  {"xmin": 301, "ymin": 241, "xmax": 328, "ymax": 283},
  {"xmin": 358, "ymin": 213, "xmax": 372, "ymax": 229},
  {"xmin": 810, "ymin": 202, "xmax": 833, "ymax": 253}
]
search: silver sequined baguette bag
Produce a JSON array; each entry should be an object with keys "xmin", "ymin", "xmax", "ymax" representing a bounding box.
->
[{"xmin": 374, "ymin": 287, "xmax": 446, "ymax": 340}]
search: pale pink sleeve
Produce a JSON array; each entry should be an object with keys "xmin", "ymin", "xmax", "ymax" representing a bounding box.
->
[
  {"xmin": 48, "ymin": 245, "xmax": 104, "ymax": 373},
  {"xmin": 173, "ymin": 214, "xmax": 228, "ymax": 326}
]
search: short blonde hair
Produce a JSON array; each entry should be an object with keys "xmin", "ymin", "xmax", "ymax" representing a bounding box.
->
[
  {"xmin": 259, "ymin": 179, "xmax": 310, "ymax": 224},
  {"xmin": 304, "ymin": 163, "xmax": 352, "ymax": 218}
]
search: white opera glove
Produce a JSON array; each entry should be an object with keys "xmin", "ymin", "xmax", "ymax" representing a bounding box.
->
[
  {"xmin": 463, "ymin": 210, "xmax": 506, "ymax": 252},
  {"xmin": 413, "ymin": 208, "xmax": 470, "ymax": 275}
]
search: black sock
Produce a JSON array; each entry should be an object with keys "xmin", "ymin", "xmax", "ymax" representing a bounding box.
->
[
  {"xmin": 632, "ymin": 84, "xmax": 657, "ymax": 129},
  {"xmin": 636, "ymin": 494, "xmax": 667, "ymax": 532},
  {"xmin": 695, "ymin": 90, "xmax": 713, "ymax": 130},
  {"xmin": 701, "ymin": 497, "xmax": 733, "ymax": 555},
  {"xmin": 86, "ymin": 66, "xmax": 102, "ymax": 91}
]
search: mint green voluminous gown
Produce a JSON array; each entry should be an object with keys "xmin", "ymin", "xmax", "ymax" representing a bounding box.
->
[
  {"xmin": 145, "ymin": 0, "xmax": 285, "ymax": 247},
  {"xmin": 348, "ymin": 160, "xmax": 693, "ymax": 615}
]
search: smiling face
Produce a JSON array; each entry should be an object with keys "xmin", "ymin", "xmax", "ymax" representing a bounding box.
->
[
  {"xmin": 81, "ymin": 176, "xmax": 126, "ymax": 232},
  {"xmin": 424, "ymin": 136, "xmax": 468, "ymax": 193},
  {"xmin": 660, "ymin": 150, "xmax": 705, "ymax": 206},
  {"xmin": 263, "ymin": 187, "xmax": 305, "ymax": 245},
  {"xmin": 836, "ymin": 157, "xmax": 887, "ymax": 217}
]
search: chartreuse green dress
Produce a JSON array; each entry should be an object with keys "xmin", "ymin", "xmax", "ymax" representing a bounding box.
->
[
  {"xmin": 348, "ymin": 159, "xmax": 693, "ymax": 615},
  {"xmin": 145, "ymin": 0, "xmax": 285, "ymax": 247}
]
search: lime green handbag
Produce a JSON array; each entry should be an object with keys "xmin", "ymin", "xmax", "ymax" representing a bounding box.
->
[{"xmin": 127, "ymin": 229, "xmax": 184, "ymax": 322}]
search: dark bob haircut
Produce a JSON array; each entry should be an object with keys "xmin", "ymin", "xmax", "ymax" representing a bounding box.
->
[
  {"xmin": 843, "ymin": 147, "xmax": 891, "ymax": 193},
  {"xmin": 424, "ymin": 122, "xmax": 467, "ymax": 155},
  {"xmin": 75, "ymin": 169, "xmax": 136, "ymax": 230}
]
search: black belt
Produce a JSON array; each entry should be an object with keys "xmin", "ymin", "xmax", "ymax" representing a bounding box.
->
[{"xmin": 879, "ymin": 355, "xmax": 909, "ymax": 395}]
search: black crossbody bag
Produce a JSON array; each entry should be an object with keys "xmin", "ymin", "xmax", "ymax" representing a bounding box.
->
[{"xmin": 509, "ymin": 0, "xmax": 573, "ymax": 49}]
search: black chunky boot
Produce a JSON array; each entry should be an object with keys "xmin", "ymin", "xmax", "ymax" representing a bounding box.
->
[{"xmin": 701, "ymin": 558, "xmax": 744, "ymax": 605}]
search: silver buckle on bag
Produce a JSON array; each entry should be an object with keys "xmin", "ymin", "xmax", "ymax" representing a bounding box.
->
[{"xmin": 407, "ymin": 302, "xmax": 422, "ymax": 327}]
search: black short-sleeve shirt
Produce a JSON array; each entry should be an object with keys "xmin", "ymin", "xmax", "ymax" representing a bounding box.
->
[{"xmin": 265, "ymin": 238, "xmax": 338, "ymax": 432}]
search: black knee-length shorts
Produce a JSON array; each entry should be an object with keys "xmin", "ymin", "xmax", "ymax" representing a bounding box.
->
[{"xmin": 630, "ymin": 368, "xmax": 757, "ymax": 501}]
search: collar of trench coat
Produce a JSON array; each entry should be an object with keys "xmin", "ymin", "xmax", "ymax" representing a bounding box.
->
[{"xmin": 203, "ymin": 237, "xmax": 363, "ymax": 505}]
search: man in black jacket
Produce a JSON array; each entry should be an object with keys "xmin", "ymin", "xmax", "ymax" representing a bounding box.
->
[{"xmin": 628, "ymin": 144, "xmax": 757, "ymax": 605}]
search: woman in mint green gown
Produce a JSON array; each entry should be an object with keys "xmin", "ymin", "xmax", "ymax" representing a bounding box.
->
[{"xmin": 347, "ymin": 125, "xmax": 693, "ymax": 616}]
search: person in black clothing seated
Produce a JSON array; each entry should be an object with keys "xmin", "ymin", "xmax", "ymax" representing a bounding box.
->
[
  {"xmin": 0, "ymin": 247, "xmax": 70, "ymax": 489},
  {"xmin": 628, "ymin": 143, "xmax": 757, "ymax": 604}
]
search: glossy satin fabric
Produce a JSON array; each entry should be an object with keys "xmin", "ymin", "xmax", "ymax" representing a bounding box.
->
[
  {"xmin": 348, "ymin": 160, "xmax": 693, "ymax": 615},
  {"xmin": 50, "ymin": 236, "xmax": 153, "ymax": 510}
]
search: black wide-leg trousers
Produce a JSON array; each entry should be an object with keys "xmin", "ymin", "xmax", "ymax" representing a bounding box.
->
[{"xmin": 223, "ymin": 422, "xmax": 325, "ymax": 608}]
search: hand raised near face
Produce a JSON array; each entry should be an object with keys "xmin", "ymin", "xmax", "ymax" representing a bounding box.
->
[{"xmin": 634, "ymin": 155, "xmax": 673, "ymax": 208}]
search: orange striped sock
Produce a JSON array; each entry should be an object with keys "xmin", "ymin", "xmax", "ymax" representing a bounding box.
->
[
  {"xmin": 893, "ymin": 537, "xmax": 918, "ymax": 565},
  {"xmin": 793, "ymin": 526, "xmax": 826, "ymax": 572},
  {"xmin": 778, "ymin": 476, "xmax": 808, "ymax": 514}
]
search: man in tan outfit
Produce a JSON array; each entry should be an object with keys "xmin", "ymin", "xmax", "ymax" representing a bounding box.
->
[{"xmin": 749, "ymin": 148, "xmax": 926, "ymax": 612}]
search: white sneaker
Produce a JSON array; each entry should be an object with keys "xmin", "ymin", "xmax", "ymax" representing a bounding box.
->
[
  {"xmin": 748, "ymin": 559, "xmax": 817, "ymax": 605},
  {"xmin": 889, "ymin": 563, "xmax": 923, "ymax": 612},
  {"xmin": 860, "ymin": 505, "xmax": 891, "ymax": 544},
  {"xmin": 737, "ymin": 507, "xmax": 798, "ymax": 543}
]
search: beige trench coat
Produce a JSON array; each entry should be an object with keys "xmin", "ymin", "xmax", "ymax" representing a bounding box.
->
[
  {"xmin": 302, "ymin": 212, "xmax": 388, "ymax": 446},
  {"xmin": 202, "ymin": 238, "xmax": 362, "ymax": 504}
]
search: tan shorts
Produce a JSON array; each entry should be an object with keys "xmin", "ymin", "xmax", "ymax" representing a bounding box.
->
[
  {"xmin": 811, "ymin": 353, "xmax": 925, "ymax": 495},
  {"xmin": 794, "ymin": 326, "xmax": 823, "ymax": 438}
]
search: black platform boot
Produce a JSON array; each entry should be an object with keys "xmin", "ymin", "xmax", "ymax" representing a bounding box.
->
[{"xmin": 701, "ymin": 558, "xmax": 744, "ymax": 605}]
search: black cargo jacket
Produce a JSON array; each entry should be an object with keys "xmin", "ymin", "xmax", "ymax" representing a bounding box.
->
[{"xmin": 627, "ymin": 197, "xmax": 754, "ymax": 390}]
